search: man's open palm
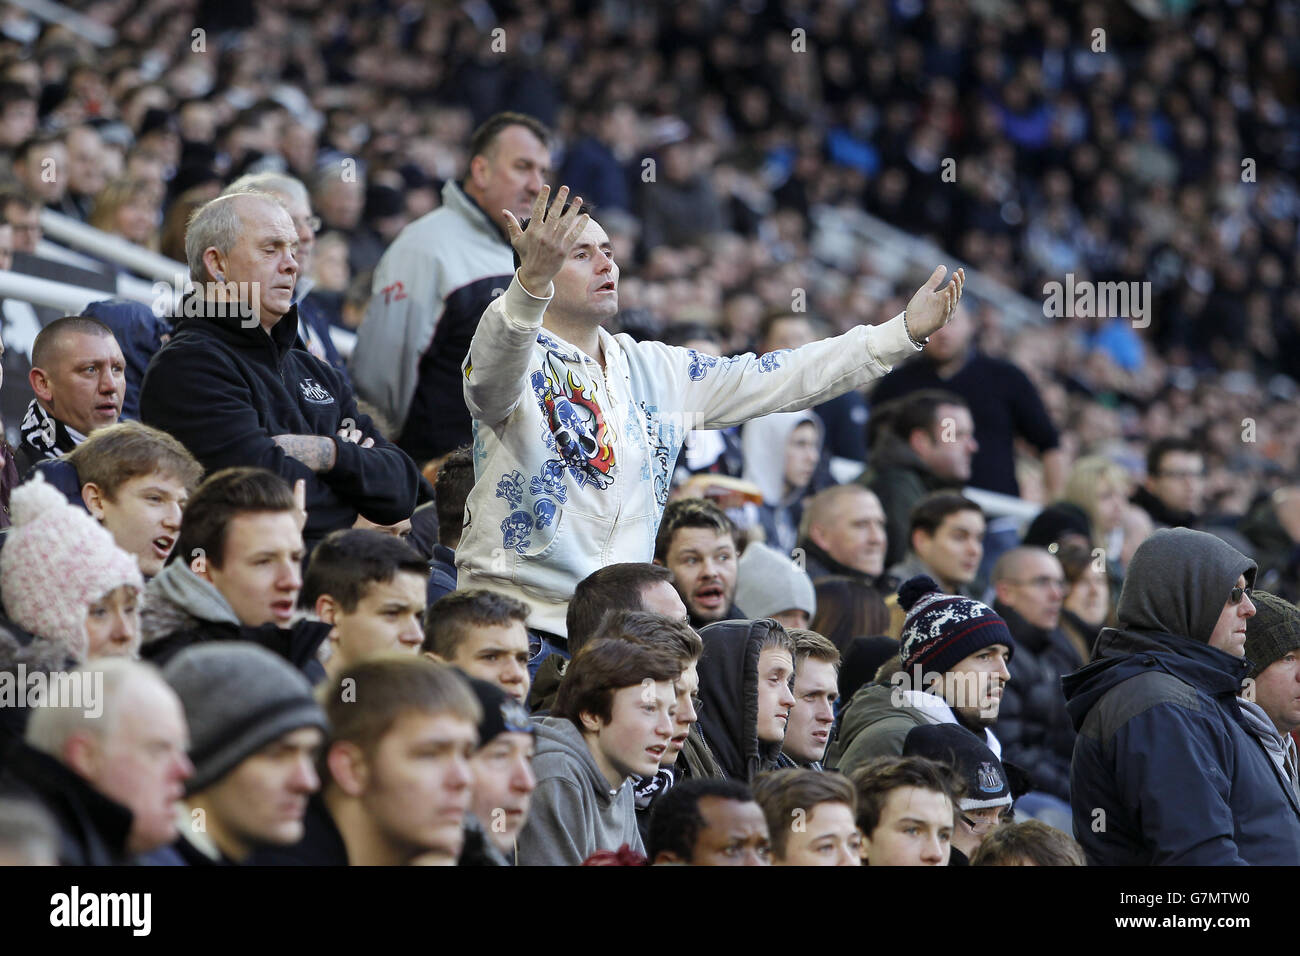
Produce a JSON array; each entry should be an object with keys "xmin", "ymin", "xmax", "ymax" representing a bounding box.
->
[
  {"xmin": 905, "ymin": 265, "xmax": 966, "ymax": 341},
  {"xmin": 504, "ymin": 184, "xmax": 590, "ymax": 298}
]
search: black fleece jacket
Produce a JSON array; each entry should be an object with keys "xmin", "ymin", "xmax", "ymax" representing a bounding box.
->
[{"xmin": 139, "ymin": 297, "xmax": 420, "ymax": 546}]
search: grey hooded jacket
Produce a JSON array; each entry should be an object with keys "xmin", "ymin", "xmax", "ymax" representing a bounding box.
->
[{"xmin": 514, "ymin": 716, "xmax": 643, "ymax": 866}]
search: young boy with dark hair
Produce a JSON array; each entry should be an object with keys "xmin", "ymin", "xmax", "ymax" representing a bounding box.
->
[
  {"xmin": 302, "ymin": 528, "xmax": 431, "ymax": 682},
  {"xmin": 422, "ymin": 589, "xmax": 532, "ymax": 704},
  {"xmin": 515, "ymin": 637, "xmax": 681, "ymax": 866}
]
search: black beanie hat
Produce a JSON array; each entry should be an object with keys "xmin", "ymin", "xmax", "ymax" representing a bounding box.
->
[
  {"xmin": 903, "ymin": 723, "xmax": 1012, "ymax": 811},
  {"xmin": 466, "ymin": 676, "xmax": 533, "ymax": 748}
]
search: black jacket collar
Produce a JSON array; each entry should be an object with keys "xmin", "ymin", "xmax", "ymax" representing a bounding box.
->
[
  {"xmin": 3, "ymin": 741, "xmax": 135, "ymax": 865},
  {"xmin": 172, "ymin": 292, "xmax": 302, "ymax": 364}
]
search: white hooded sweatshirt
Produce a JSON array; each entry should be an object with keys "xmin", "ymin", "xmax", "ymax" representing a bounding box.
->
[{"xmin": 456, "ymin": 271, "xmax": 919, "ymax": 636}]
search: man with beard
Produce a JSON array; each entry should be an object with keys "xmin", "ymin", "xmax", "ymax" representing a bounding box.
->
[
  {"xmin": 828, "ymin": 576, "xmax": 1014, "ymax": 778},
  {"xmin": 655, "ymin": 498, "xmax": 744, "ymax": 629}
]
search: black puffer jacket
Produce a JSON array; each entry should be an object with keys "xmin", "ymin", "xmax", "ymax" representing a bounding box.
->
[{"xmin": 992, "ymin": 602, "xmax": 1083, "ymax": 803}]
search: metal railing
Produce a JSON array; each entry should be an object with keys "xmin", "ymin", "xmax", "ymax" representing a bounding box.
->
[
  {"xmin": 39, "ymin": 208, "xmax": 188, "ymax": 285},
  {"xmin": 0, "ymin": 270, "xmax": 126, "ymax": 315}
]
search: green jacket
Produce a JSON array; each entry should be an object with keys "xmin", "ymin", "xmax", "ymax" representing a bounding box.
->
[{"xmin": 826, "ymin": 682, "xmax": 928, "ymax": 776}]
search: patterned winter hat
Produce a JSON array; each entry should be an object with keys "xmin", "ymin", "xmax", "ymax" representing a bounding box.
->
[
  {"xmin": 0, "ymin": 473, "xmax": 144, "ymax": 658},
  {"xmin": 898, "ymin": 576, "xmax": 1014, "ymax": 675}
]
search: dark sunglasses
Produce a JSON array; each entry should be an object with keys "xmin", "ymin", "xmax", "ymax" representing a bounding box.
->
[{"xmin": 1230, "ymin": 586, "xmax": 1253, "ymax": 604}]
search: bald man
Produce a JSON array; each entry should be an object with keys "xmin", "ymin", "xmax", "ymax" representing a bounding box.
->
[
  {"xmin": 140, "ymin": 192, "xmax": 420, "ymax": 547},
  {"xmin": 15, "ymin": 316, "xmax": 126, "ymax": 478},
  {"xmin": 797, "ymin": 484, "xmax": 890, "ymax": 586},
  {"xmin": 990, "ymin": 546, "xmax": 1082, "ymax": 804}
]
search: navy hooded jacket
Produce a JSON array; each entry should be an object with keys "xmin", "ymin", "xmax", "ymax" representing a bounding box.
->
[{"xmin": 1063, "ymin": 528, "xmax": 1300, "ymax": 865}]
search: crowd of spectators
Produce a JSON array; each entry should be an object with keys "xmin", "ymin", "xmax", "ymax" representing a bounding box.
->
[{"xmin": 0, "ymin": 0, "xmax": 1298, "ymax": 870}]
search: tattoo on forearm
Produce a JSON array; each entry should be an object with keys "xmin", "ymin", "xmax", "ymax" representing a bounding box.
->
[{"xmin": 272, "ymin": 434, "xmax": 336, "ymax": 472}]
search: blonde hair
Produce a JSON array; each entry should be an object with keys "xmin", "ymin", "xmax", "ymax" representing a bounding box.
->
[
  {"xmin": 89, "ymin": 178, "xmax": 161, "ymax": 248},
  {"xmin": 1061, "ymin": 456, "xmax": 1131, "ymax": 544}
]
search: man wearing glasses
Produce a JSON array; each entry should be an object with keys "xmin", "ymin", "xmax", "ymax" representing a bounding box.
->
[
  {"xmin": 1133, "ymin": 436, "xmax": 1206, "ymax": 529},
  {"xmin": 1064, "ymin": 526, "xmax": 1300, "ymax": 864},
  {"xmin": 990, "ymin": 546, "xmax": 1081, "ymax": 813}
]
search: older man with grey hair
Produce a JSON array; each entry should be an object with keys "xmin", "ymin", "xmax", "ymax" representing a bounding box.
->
[
  {"xmin": 224, "ymin": 172, "xmax": 347, "ymax": 374},
  {"xmin": 139, "ymin": 191, "xmax": 421, "ymax": 547},
  {"xmin": 0, "ymin": 658, "xmax": 193, "ymax": 864}
]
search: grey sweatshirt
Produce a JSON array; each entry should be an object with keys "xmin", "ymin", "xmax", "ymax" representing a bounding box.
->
[{"xmin": 514, "ymin": 717, "xmax": 643, "ymax": 866}]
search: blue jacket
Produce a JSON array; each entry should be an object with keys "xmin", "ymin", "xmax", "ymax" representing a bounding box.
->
[
  {"xmin": 81, "ymin": 299, "xmax": 173, "ymax": 421},
  {"xmin": 1064, "ymin": 626, "xmax": 1300, "ymax": 865}
]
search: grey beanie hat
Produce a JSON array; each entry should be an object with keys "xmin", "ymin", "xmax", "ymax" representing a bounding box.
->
[
  {"xmin": 734, "ymin": 542, "xmax": 816, "ymax": 621},
  {"xmin": 1244, "ymin": 590, "xmax": 1300, "ymax": 679},
  {"xmin": 163, "ymin": 643, "xmax": 329, "ymax": 794}
]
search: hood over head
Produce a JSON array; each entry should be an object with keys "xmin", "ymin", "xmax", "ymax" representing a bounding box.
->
[
  {"xmin": 1117, "ymin": 527, "xmax": 1256, "ymax": 644},
  {"xmin": 695, "ymin": 618, "xmax": 787, "ymax": 781},
  {"xmin": 741, "ymin": 410, "xmax": 823, "ymax": 505}
]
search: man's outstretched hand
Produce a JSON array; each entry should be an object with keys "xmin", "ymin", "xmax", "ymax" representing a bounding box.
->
[
  {"xmin": 905, "ymin": 265, "xmax": 966, "ymax": 342},
  {"xmin": 504, "ymin": 184, "xmax": 590, "ymax": 298}
]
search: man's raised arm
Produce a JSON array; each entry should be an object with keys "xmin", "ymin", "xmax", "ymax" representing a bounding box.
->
[
  {"xmin": 462, "ymin": 185, "xmax": 591, "ymax": 427},
  {"xmin": 662, "ymin": 265, "xmax": 965, "ymax": 428}
]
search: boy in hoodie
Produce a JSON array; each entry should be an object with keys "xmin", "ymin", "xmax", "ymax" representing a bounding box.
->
[
  {"xmin": 828, "ymin": 576, "xmax": 1014, "ymax": 777},
  {"xmin": 529, "ymin": 562, "xmax": 687, "ymax": 712},
  {"xmin": 587, "ymin": 610, "xmax": 709, "ymax": 840},
  {"xmin": 515, "ymin": 637, "xmax": 682, "ymax": 865},
  {"xmin": 139, "ymin": 467, "xmax": 330, "ymax": 681},
  {"xmin": 1064, "ymin": 527, "xmax": 1300, "ymax": 865},
  {"xmin": 457, "ymin": 183, "xmax": 963, "ymax": 644},
  {"xmin": 695, "ymin": 618, "xmax": 797, "ymax": 781}
]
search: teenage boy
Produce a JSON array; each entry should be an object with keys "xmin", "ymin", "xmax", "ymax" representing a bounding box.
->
[
  {"xmin": 50, "ymin": 420, "xmax": 203, "ymax": 578},
  {"xmin": 255, "ymin": 657, "xmax": 480, "ymax": 865},
  {"xmin": 695, "ymin": 618, "xmax": 797, "ymax": 781},
  {"xmin": 139, "ymin": 468, "xmax": 330, "ymax": 680},
  {"xmin": 528, "ymin": 562, "xmax": 688, "ymax": 711},
  {"xmin": 302, "ymin": 528, "xmax": 430, "ymax": 682},
  {"xmin": 752, "ymin": 768, "xmax": 861, "ymax": 865},
  {"xmin": 422, "ymin": 589, "xmax": 532, "ymax": 704},
  {"xmin": 850, "ymin": 755, "xmax": 963, "ymax": 866},
  {"xmin": 779, "ymin": 629, "xmax": 841, "ymax": 769},
  {"xmin": 515, "ymin": 637, "xmax": 681, "ymax": 865}
]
